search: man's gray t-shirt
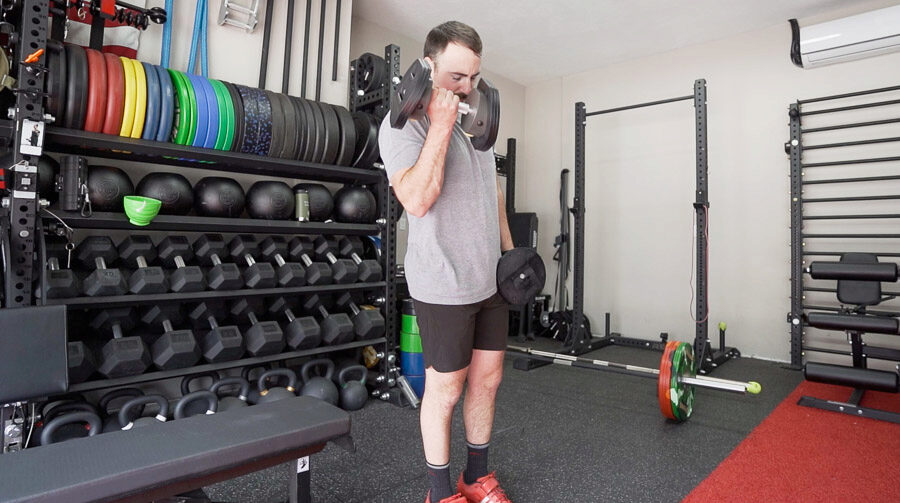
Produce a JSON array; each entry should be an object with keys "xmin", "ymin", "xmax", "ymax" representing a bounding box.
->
[{"xmin": 379, "ymin": 116, "xmax": 500, "ymax": 305}]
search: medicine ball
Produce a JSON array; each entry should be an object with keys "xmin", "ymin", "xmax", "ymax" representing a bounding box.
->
[
  {"xmin": 136, "ymin": 172, "xmax": 194, "ymax": 215},
  {"xmin": 333, "ymin": 185, "xmax": 377, "ymax": 223},
  {"xmin": 88, "ymin": 166, "xmax": 134, "ymax": 212},
  {"xmin": 193, "ymin": 177, "xmax": 245, "ymax": 218},
  {"xmin": 293, "ymin": 183, "xmax": 333, "ymax": 222},
  {"xmin": 246, "ymin": 180, "xmax": 294, "ymax": 220}
]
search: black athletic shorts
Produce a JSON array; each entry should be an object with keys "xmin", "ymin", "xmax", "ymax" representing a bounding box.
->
[{"xmin": 413, "ymin": 292, "xmax": 508, "ymax": 373}]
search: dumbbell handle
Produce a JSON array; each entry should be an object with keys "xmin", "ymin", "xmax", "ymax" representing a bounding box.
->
[
  {"xmin": 111, "ymin": 324, "xmax": 125, "ymax": 340},
  {"xmin": 162, "ymin": 320, "xmax": 175, "ymax": 332},
  {"xmin": 317, "ymin": 305, "xmax": 329, "ymax": 319},
  {"xmin": 346, "ymin": 301, "xmax": 361, "ymax": 316},
  {"xmin": 95, "ymin": 256, "xmax": 109, "ymax": 270},
  {"xmin": 207, "ymin": 316, "xmax": 219, "ymax": 330},
  {"xmin": 244, "ymin": 255, "xmax": 257, "ymax": 267},
  {"xmin": 48, "ymin": 257, "xmax": 61, "ymax": 271},
  {"xmin": 210, "ymin": 254, "xmax": 225, "ymax": 267},
  {"xmin": 247, "ymin": 312, "xmax": 259, "ymax": 325},
  {"xmin": 457, "ymin": 102, "xmax": 473, "ymax": 115},
  {"xmin": 325, "ymin": 252, "xmax": 339, "ymax": 265},
  {"xmin": 136, "ymin": 256, "xmax": 150, "ymax": 269},
  {"xmin": 350, "ymin": 254, "xmax": 363, "ymax": 266},
  {"xmin": 299, "ymin": 254, "xmax": 313, "ymax": 267},
  {"xmin": 284, "ymin": 308, "xmax": 296, "ymax": 323},
  {"xmin": 174, "ymin": 256, "xmax": 188, "ymax": 269},
  {"xmin": 275, "ymin": 254, "xmax": 287, "ymax": 267}
]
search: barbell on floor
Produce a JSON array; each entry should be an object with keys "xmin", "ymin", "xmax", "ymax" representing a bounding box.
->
[{"xmin": 507, "ymin": 341, "xmax": 761, "ymax": 422}]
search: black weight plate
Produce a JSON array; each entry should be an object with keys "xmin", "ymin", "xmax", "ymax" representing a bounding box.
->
[
  {"xmin": 278, "ymin": 93, "xmax": 299, "ymax": 160},
  {"xmin": 351, "ymin": 111, "xmax": 380, "ymax": 169},
  {"xmin": 286, "ymin": 95, "xmax": 305, "ymax": 161},
  {"xmin": 45, "ymin": 40, "xmax": 66, "ymax": 125},
  {"xmin": 332, "ymin": 104, "xmax": 357, "ymax": 167},
  {"xmin": 253, "ymin": 88, "xmax": 273, "ymax": 156},
  {"xmin": 496, "ymin": 247, "xmax": 547, "ymax": 306},
  {"xmin": 296, "ymin": 98, "xmax": 317, "ymax": 163},
  {"xmin": 223, "ymin": 82, "xmax": 245, "ymax": 153},
  {"xmin": 64, "ymin": 44, "xmax": 88, "ymax": 130},
  {"xmin": 306, "ymin": 99, "xmax": 327, "ymax": 164},
  {"xmin": 356, "ymin": 53, "xmax": 387, "ymax": 92},
  {"xmin": 235, "ymin": 85, "xmax": 259, "ymax": 154},
  {"xmin": 263, "ymin": 90, "xmax": 284, "ymax": 158},
  {"xmin": 319, "ymin": 102, "xmax": 341, "ymax": 165}
]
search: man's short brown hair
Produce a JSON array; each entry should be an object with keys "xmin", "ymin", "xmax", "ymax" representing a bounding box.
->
[{"xmin": 424, "ymin": 21, "xmax": 482, "ymax": 59}]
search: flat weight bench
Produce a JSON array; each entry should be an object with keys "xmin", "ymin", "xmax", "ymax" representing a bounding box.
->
[{"xmin": 0, "ymin": 396, "xmax": 351, "ymax": 503}]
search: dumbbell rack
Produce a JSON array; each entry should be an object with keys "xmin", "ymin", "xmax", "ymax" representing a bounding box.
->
[{"xmin": 0, "ymin": 0, "xmax": 398, "ymax": 450}]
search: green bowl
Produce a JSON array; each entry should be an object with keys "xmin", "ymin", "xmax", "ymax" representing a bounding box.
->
[{"xmin": 123, "ymin": 196, "xmax": 162, "ymax": 226}]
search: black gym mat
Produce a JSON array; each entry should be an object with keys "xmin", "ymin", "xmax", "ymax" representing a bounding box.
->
[{"xmin": 205, "ymin": 342, "xmax": 802, "ymax": 502}]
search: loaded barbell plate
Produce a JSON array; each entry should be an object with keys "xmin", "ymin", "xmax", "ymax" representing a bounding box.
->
[
  {"xmin": 277, "ymin": 93, "xmax": 299, "ymax": 159},
  {"xmin": 185, "ymin": 73, "xmax": 209, "ymax": 148},
  {"xmin": 333, "ymin": 104, "xmax": 356, "ymax": 167},
  {"xmin": 45, "ymin": 40, "xmax": 66, "ymax": 125},
  {"xmin": 102, "ymin": 52, "xmax": 124, "ymax": 136},
  {"xmin": 83, "ymin": 48, "xmax": 107, "ymax": 133},
  {"xmin": 198, "ymin": 76, "xmax": 220, "ymax": 149},
  {"xmin": 129, "ymin": 58, "xmax": 147, "ymax": 139},
  {"xmin": 140, "ymin": 62, "xmax": 161, "ymax": 141},
  {"xmin": 355, "ymin": 53, "xmax": 388, "ymax": 92},
  {"xmin": 658, "ymin": 341, "xmax": 678, "ymax": 421},
  {"xmin": 209, "ymin": 79, "xmax": 234, "ymax": 150},
  {"xmin": 669, "ymin": 342, "xmax": 696, "ymax": 422},
  {"xmin": 223, "ymin": 82, "xmax": 244, "ymax": 152},
  {"xmin": 264, "ymin": 90, "xmax": 285, "ymax": 158},
  {"xmin": 351, "ymin": 111, "xmax": 380, "ymax": 169},
  {"xmin": 496, "ymin": 247, "xmax": 547, "ymax": 305},
  {"xmin": 254, "ymin": 88, "xmax": 273, "ymax": 156},
  {"xmin": 154, "ymin": 65, "xmax": 175, "ymax": 142},
  {"xmin": 119, "ymin": 57, "xmax": 137, "ymax": 137},
  {"xmin": 235, "ymin": 85, "xmax": 259, "ymax": 154},
  {"xmin": 319, "ymin": 102, "xmax": 341, "ymax": 165},
  {"xmin": 64, "ymin": 43, "xmax": 88, "ymax": 130}
]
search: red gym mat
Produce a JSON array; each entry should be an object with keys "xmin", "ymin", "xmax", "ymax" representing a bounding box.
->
[{"xmin": 683, "ymin": 380, "xmax": 900, "ymax": 503}]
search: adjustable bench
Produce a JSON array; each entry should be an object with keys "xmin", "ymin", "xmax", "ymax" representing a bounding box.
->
[{"xmin": 0, "ymin": 396, "xmax": 351, "ymax": 503}]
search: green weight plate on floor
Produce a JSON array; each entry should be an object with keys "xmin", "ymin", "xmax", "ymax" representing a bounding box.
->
[
  {"xmin": 669, "ymin": 342, "xmax": 695, "ymax": 422},
  {"xmin": 400, "ymin": 331, "xmax": 423, "ymax": 353},
  {"xmin": 209, "ymin": 79, "xmax": 233, "ymax": 150},
  {"xmin": 401, "ymin": 314, "xmax": 419, "ymax": 335},
  {"xmin": 168, "ymin": 69, "xmax": 195, "ymax": 145}
]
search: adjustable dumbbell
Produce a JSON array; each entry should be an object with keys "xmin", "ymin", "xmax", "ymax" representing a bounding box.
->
[
  {"xmin": 302, "ymin": 294, "xmax": 354, "ymax": 345},
  {"xmin": 140, "ymin": 305, "xmax": 201, "ymax": 370},
  {"xmin": 312, "ymin": 235, "xmax": 358, "ymax": 284},
  {"xmin": 258, "ymin": 236, "xmax": 306, "ymax": 287},
  {"xmin": 335, "ymin": 292, "xmax": 386, "ymax": 340},
  {"xmin": 229, "ymin": 297, "xmax": 285, "ymax": 356},
  {"xmin": 268, "ymin": 296, "xmax": 322, "ymax": 350},
  {"xmin": 90, "ymin": 308, "xmax": 152, "ymax": 378},
  {"xmin": 157, "ymin": 236, "xmax": 207, "ymax": 293},
  {"xmin": 43, "ymin": 239, "xmax": 80, "ymax": 298},
  {"xmin": 337, "ymin": 236, "xmax": 383, "ymax": 282},
  {"xmin": 287, "ymin": 236, "xmax": 334, "ymax": 285},
  {"xmin": 117, "ymin": 235, "xmax": 170, "ymax": 294},
  {"xmin": 188, "ymin": 301, "xmax": 245, "ymax": 362},
  {"xmin": 75, "ymin": 236, "xmax": 128, "ymax": 297},
  {"xmin": 193, "ymin": 234, "xmax": 244, "ymax": 291},
  {"xmin": 228, "ymin": 235, "xmax": 277, "ymax": 289}
]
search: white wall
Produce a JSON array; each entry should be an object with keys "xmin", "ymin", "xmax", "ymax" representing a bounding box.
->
[{"xmin": 523, "ymin": 0, "xmax": 900, "ymax": 363}]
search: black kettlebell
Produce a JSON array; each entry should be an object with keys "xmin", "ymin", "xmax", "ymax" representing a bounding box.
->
[
  {"xmin": 241, "ymin": 364, "xmax": 271, "ymax": 404},
  {"xmin": 37, "ymin": 402, "xmax": 100, "ymax": 445},
  {"xmin": 174, "ymin": 390, "xmax": 218, "ymax": 419},
  {"xmin": 246, "ymin": 180, "xmax": 294, "ymax": 220},
  {"xmin": 88, "ymin": 165, "xmax": 135, "ymax": 212},
  {"xmin": 293, "ymin": 183, "xmax": 333, "ymax": 221},
  {"xmin": 119, "ymin": 394, "xmax": 169, "ymax": 430},
  {"xmin": 40, "ymin": 411, "xmax": 102, "ymax": 446},
  {"xmin": 194, "ymin": 176, "xmax": 246, "ymax": 218},
  {"xmin": 257, "ymin": 368, "xmax": 298, "ymax": 404},
  {"xmin": 210, "ymin": 377, "xmax": 250, "ymax": 411},
  {"xmin": 136, "ymin": 172, "xmax": 194, "ymax": 215},
  {"xmin": 338, "ymin": 365, "xmax": 368, "ymax": 411},
  {"xmin": 333, "ymin": 185, "xmax": 377, "ymax": 223},
  {"xmin": 98, "ymin": 387, "xmax": 145, "ymax": 433},
  {"xmin": 300, "ymin": 359, "xmax": 339, "ymax": 406},
  {"xmin": 180, "ymin": 371, "xmax": 220, "ymax": 417},
  {"xmin": 331, "ymin": 356, "xmax": 362, "ymax": 386}
]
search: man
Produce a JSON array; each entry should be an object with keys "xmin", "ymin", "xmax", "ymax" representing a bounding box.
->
[{"xmin": 378, "ymin": 20, "xmax": 515, "ymax": 503}]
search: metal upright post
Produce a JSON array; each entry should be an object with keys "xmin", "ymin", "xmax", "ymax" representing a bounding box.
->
[
  {"xmin": 570, "ymin": 102, "xmax": 587, "ymax": 352},
  {"xmin": 787, "ymin": 103, "xmax": 804, "ymax": 368},
  {"xmin": 692, "ymin": 79, "xmax": 710, "ymax": 366}
]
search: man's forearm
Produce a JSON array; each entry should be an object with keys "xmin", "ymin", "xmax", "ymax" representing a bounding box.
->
[
  {"xmin": 497, "ymin": 181, "xmax": 514, "ymax": 251},
  {"xmin": 394, "ymin": 123, "xmax": 454, "ymax": 217}
]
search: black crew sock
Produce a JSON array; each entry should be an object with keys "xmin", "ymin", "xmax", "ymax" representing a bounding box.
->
[
  {"xmin": 463, "ymin": 441, "xmax": 489, "ymax": 484},
  {"xmin": 426, "ymin": 461, "xmax": 453, "ymax": 501}
]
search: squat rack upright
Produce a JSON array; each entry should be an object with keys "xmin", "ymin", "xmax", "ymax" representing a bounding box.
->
[{"xmin": 521, "ymin": 79, "xmax": 738, "ymax": 374}]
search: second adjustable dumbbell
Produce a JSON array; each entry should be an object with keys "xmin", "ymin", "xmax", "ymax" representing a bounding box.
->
[
  {"xmin": 229, "ymin": 235, "xmax": 277, "ymax": 289},
  {"xmin": 157, "ymin": 236, "xmax": 207, "ymax": 293},
  {"xmin": 117, "ymin": 235, "xmax": 170, "ymax": 294}
]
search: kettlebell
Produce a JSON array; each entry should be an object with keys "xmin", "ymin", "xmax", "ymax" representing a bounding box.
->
[
  {"xmin": 98, "ymin": 387, "xmax": 145, "ymax": 433},
  {"xmin": 338, "ymin": 365, "xmax": 368, "ymax": 411},
  {"xmin": 174, "ymin": 390, "xmax": 218, "ymax": 419},
  {"xmin": 300, "ymin": 359, "xmax": 339, "ymax": 406},
  {"xmin": 37, "ymin": 402, "xmax": 100, "ymax": 445},
  {"xmin": 242, "ymin": 364, "xmax": 271, "ymax": 404},
  {"xmin": 40, "ymin": 411, "xmax": 102, "ymax": 446},
  {"xmin": 119, "ymin": 394, "xmax": 169, "ymax": 430},
  {"xmin": 331, "ymin": 356, "xmax": 362, "ymax": 386},
  {"xmin": 257, "ymin": 369, "xmax": 298, "ymax": 404},
  {"xmin": 210, "ymin": 377, "xmax": 251, "ymax": 412},
  {"xmin": 180, "ymin": 371, "xmax": 220, "ymax": 417}
]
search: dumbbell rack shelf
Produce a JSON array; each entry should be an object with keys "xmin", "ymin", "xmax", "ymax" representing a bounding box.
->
[
  {"xmin": 68, "ymin": 337, "xmax": 387, "ymax": 393},
  {"xmin": 0, "ymin": 121, "xmax": 384, "ymax": 184},
  {"xmin": 42, "ymin": 211, "xmax": 381, "ymax": 235},
  {"xmin": 42, "ymin": 282, "xmax": 385, "ymax": 308}
]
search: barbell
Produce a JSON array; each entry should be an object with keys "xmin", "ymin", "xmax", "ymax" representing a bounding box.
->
[
  {"xmin": 507, "ymin": 341, "xmax": 761, "ymax": 422},
  {"xmin": 391, "ymin": 58, "xmax": 500, "ymax": 151}
]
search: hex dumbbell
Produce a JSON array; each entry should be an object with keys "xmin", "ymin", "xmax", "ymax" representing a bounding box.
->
[
  {"xmin": 337, "ymin": 236, "xmax": 383, "ymax": 282},
  {"xmin": 267, "ymin": 296, "xmax": 321, "ymax": 350},
  {"xmin": 229, "ymin": 297, "xmax": 285, "ymax": 356},
  {"xmin": 90, "ymin": 308, "xmax": 151, "ymax": 378},
  {"xmin": 229, "ymin": 235, "xmax": 277, "ymax": 289},
  {"xmin": 193, "ymin": 234, "xmax": 245, "ymax": 291},
  {"xmin": 140, "ymin": 305, "xmax": 201, "ymax": 370},
  {"xmin": 43, "ymin": 239, "xmax": 80, "ymax": 298},
  {"xmin": 313, "ymin": 235, "xmax": 358, "ymax": 284},
  {"xmin": 117, "ymin": 235, "xmax": 170, "ymax": 294},
  {"xmin": 75, "ymin": 236, "xmax": 128, "ymax": 297},
  {"xmin": 188, "ymin": 301, "xmax": 245, "ymax": 363},
  {"xmin": 287, "ymin": 236, "xmax": 333, "ymax": 285},
  {"xmin": 302, "ymin": 294, "xmax": 354, "ymax": 346},
  {"xmin": 157, "ymin": 236, "xmax": 207, "ymax": 293},
  {"xmin": 335, "ymin": 292, "xmax": 386, "ymax": 340},
  {"xmin": 258, "ymin": 236, "xmax": 306, "ymax": 287}
]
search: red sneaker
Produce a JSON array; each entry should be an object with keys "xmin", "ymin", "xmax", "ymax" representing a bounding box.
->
[
  {"xmin": 425, "ymin": 491, "xmax": 468, "ymax": 503},
  {"xmin": 456, "ymin": 472, "xmax": 512, "ymax": 502}
]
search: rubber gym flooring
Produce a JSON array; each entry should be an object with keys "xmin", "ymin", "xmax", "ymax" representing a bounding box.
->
[{"xmin": 205, "ymin": 337, "xmax": 801, "ymax": 502}]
